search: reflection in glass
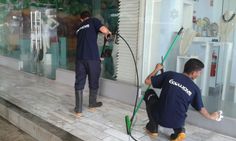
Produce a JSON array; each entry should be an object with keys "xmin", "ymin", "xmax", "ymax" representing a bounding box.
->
[{"xmin": 0, "ymin": 0, "xmax": 119, "ymax": 80}]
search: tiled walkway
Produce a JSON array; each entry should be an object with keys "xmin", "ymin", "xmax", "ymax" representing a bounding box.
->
[
  {"xmin": 0, "ymin": 116, "xmax": 37, "ymax": 141},
  {"xmin": 0, "ymin": 65, "xmax": 236, "ymax": 141}
]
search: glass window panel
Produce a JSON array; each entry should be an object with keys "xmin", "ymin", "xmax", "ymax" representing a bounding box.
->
[{"xmin": 0, "ymin": 0, "xmax": 119, "ymax": 80}]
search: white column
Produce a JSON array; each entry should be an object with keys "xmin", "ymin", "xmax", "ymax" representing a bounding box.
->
[
  {"xmin": 222, "ymin": 42, "xmax": 233, "ymax": 101},
  {"xmin": 142, "ymin": 0, "xmax": 162, "ymax": 82}
]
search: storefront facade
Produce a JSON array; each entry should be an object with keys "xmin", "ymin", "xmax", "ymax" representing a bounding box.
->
[{"xmin": 0, "ymin": 0, "xmax": 236, "ymax": 137}]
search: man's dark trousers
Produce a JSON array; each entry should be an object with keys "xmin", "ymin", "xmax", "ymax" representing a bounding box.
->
[
  {"xmin": 144, "ymin": 89, "xmax": 159, "ymax": 133},
  {"xmin": 74, "ymin": 60, "xmax": 101, "ymax": 90}
]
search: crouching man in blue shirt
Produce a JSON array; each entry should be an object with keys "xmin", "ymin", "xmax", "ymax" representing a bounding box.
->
[{"xmin": 144, "ymin": 58, "xmax": 220, "ymax": 141}]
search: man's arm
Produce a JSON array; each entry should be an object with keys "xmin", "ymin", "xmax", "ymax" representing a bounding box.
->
[
  {"xmin": 199, "ymin": 107, "xmax": 220, "ymax": 121},
  {"xmin": 99, "ymin": 26, "xmax": 111, "ymax": 39},
  {"xmin": 145, "ymin": 64, "xmax": 163, "ymax": 85}
]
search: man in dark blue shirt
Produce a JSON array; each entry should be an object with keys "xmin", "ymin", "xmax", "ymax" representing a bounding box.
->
[
  {"xmin": 144, "ymin": 58, "xmax": 220, "ymax": 141},
  {"xmin": 74, "ymin": 11, "xmax": 111, "ymax": 117}
]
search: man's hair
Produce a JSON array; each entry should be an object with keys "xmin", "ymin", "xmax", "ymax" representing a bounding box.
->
[
  {"xmin": 183, "ymin": 58, "xmax": 204, "ymax": 74},
  {"xmin": 80, "ymin": 11, "xmax": 91, "ymax": 19}
]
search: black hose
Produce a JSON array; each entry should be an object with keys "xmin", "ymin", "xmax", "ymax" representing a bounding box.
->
[{"xmin": 117, "ymin": 33, "xmax": 140, "ymax": 141}]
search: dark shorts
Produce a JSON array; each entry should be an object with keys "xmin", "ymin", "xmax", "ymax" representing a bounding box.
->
[{"xmin": 74, "ymin": 60, "xmax": 101, "ymax": 90}]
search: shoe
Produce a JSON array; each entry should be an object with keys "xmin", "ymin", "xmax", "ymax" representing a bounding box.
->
[
  {"xmin": 170, "ymin": 132, "xmax": 186, "ymax": 141},
  {"xmin": 145, "ymin": 127, "xmax": 158, "ymax": 137},
  {"xmin": 88, "ymin": 102, "xmax": 103, "ymax": 112},
  {"xmin": 145, "ymin": 122, "xmax": 158, "ymax": 137},
  {"xmin": 89, "ymin": 89, "xmax": 103, "ymax": 108},
  {"xmin": 89, "ymin": 102, "xmax": 103, "ymax": 108}
]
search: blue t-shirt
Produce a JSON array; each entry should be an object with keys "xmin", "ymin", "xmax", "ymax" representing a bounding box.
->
[
  {"xmin": 151, "ymin": 71, "xmax": 204, "ymax": 128},
  {"xmin": 76, "ymin": 18, "xmax": 103, "ymax": 60}
]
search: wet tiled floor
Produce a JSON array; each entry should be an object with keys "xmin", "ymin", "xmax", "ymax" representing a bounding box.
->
[
  {"xmin": 0, "ymin": 116, "xmax": 37, "ymax": 141},
  {"xmin": 0, "ymin": 65, "xmax": 236, "ymax": 141}
]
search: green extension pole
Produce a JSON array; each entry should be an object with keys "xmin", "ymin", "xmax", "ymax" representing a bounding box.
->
[{"xmin": 125, "ymin": 27, "xmax": 184, "ymax": 134}]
